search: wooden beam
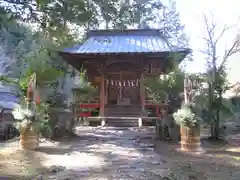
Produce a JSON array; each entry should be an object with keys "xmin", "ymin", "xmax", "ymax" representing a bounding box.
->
[
  {"xmin": 140, "ymin": 73, "xmax": 145, "ymax": 111},
  {"xmin": 99, "ymin": 74, "xmax": 106, "ymax": 126}
]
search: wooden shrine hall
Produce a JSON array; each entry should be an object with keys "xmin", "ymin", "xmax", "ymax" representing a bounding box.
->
[{"xmin": 60, "ymin": 29, "xmax": 190, "ymax": 127}]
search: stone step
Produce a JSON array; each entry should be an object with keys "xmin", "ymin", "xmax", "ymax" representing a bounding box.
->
[
  {"xmin": 106, "ymin": 112, "xmax": 140, "ymax": 116},
  {"xmin": 106, "ymin": 110, "xmax": 141, "ymax": 115},
  {"xmin": 106, "ymin": 108, "xmax": 141, "ymax": 112},
  {"xmin": 106, "ymin": 110, "xmax": 141, "ymax": 114},
  {"xmin": 106, "ymin": 107, "xmax": 141, "ymax": 110},
  {"xmin": 107, "ymin": 121, "xmax": 138, "ymax": 127},
  {"xmin": 106, "ymin": 118, "xmax": 139, "ymax": 127},
  {"xmin": 105, "ymin": 107, "xmax": 141, "ymax": 111},
  {"xmin": 104, "ymin": 106, "xmax": 141, "ymax": 127}
]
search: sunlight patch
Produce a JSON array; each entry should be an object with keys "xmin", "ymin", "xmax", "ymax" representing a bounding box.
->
[
  {"xmin": 42, "ymin": 151, "xmax": 105, "ymax": 171},
  {"xmin": 226, "ymin": 147, "xmax": 240, "ymax": 153}
]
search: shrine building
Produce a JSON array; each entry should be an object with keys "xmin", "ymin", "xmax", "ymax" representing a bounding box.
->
[{"xmin": 60, "ymin": 29, "xmax": 190, "ymax": 127}]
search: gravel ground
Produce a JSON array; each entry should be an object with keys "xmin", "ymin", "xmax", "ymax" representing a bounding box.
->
[{"xmin": 0, "ymin": 126, "xmax": 239, "ymax": 180}]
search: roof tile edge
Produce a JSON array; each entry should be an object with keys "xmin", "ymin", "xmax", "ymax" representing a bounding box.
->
[{"xmin": 87, "ymin": 29, "xmax": 162, "ymax": 37}]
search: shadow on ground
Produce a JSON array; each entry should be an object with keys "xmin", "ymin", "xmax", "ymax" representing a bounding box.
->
[
  {"xmin": 155, "ymin": 139, "xmax": 240, "ymax": 180},
  {"xmin": 30, "ymin": 126, "xmax": 160, "ymax": 179},
  {"xmin": 0, "ymin": 148, "xmax": 49, "ymax": 179}
]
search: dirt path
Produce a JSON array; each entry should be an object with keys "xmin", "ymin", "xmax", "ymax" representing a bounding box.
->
[
  {"xmin": 0, "ymin": 126, "xmax": 172, "ymax": 179},
  {"xmin": 41, "ymin": 126, "xmax": 172, "ymax": 180},
  {"xmin": 155, "ymin": 138, "xmax": 240, "ymax": 180},
  {"xmin": 0, "ymin": 126, "xmax": 239, "ymax": 180}
]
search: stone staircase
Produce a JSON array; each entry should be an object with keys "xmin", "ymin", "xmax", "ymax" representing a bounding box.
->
[{"xmin": 105, "ymin": 105, "xmax": 141, "ymax": 127}]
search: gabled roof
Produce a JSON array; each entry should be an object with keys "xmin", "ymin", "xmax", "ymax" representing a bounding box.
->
[{"xmin": 62, "ymin": 29, "xmax": 189, "ymax": 55}]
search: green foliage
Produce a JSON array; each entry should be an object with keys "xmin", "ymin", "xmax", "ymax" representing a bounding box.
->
[
  {"xmin": 173, "ymin": 103, "xmax": 200, "ymax": 127},
  {"xmin": 12, "ymin": 101, "xmax": 51, "ymax": 137},
  {"xmin": 145, "ymin": 68, "xmax": 185, "ymax": 103},
  {"xmin": 219, "ymin": 97, "xmax": 240, "ymax": 122},
  {"xmin": 73, "ymin": 70, "xmax": 99, "ymax": 100},
  {"xmin": 0, "ymin": 76, "xmax": 18, "ymax": 84},
  {"xmin": 0, "ymin": 13, "xmax": 65, "ymax": 84},
  {"xmin": 74, "ymin": 83, "xmax": 99, "ymax": 99},
  {"xmin": 0, "ymin": 14, "xmax": 66, "ymax": 95},
  {"xmin": 1, "ymin": 0, "xmax": 185, "ymax": 43},
  {"xmin": 34, "ymin": 102, "xmax": 52, "ymax": 137},
  {"xmin": 47, "ymin": 92, "xmax": 68, "ymax": 108},
  {"xmin": 0, "ymin": 7, "xmax": 17, "ymax": 28}
]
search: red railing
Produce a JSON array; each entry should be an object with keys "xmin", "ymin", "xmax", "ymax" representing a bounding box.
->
[
  {"xmin": 144, "ymin": 98, "xmax": 169, "ymax": 119},
  {"xmin": 75, "ymin": 97, "xmax": 100, "ymax": 117},
  {"xmin": 79, "ymin": 104, "xmax": 100, "ymax": 108},
  {"xmin": 79, "ymin": 112, "xmax": 92, "ymax": 117},
  {"xmin": 76, "ymin": 97, "xmax": 168, "ymax": 118}
]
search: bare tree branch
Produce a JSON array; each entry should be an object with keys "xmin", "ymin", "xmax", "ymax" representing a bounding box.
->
[
  {"xmin": 201, "ymin": 13, "xmax": 240, "ymax": 72},
  {"xmin": 215, "ymin": 25, "xmax": 235, "ymax": 45},
  {"xmin": 218, "ymin": 35, "xmax": 240, "ymax": 71}
]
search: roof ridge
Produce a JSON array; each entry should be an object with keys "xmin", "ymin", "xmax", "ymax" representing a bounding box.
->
[{"xmin": 87, "ymin": 29, "xmax": 163, "ymax": 37}]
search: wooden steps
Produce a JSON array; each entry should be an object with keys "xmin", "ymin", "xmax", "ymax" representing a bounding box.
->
[{"xmin": 105, "ymin": 105, "xmax": 141, "ymax": 127}]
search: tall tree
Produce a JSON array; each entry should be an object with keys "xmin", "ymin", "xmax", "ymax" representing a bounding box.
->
[{"xmin": 200, "ymin": 13, "xmax": 240, "ymax": 139}]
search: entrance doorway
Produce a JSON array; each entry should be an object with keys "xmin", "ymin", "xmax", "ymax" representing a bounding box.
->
[{"xmin": 107, "ymin": 72, "xmax": 140, "ymax": 105}]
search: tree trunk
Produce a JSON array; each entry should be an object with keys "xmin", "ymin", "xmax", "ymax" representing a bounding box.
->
[
  {"xmin": 208, "ymin": 82, "xmax": 216, "ymax": 138},
  {"xmin": 210, "ymin": 122, "xmax": 216, "ymax": 138},
  {"xmin": 215, "ymin": 110, "xmax": 220, "ymax": 139},
  {"xmin": 210, "ymin": 79, "xmax": 222, "ymax": 139},
  {"xmin": 213, "ymin": 90, "xmax": 222, "ymax": 139}
]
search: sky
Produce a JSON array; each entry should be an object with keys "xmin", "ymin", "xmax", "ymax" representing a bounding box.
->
[{"xmin": 175, "ymin": 0, "xmax": 240, "ymax": 83}]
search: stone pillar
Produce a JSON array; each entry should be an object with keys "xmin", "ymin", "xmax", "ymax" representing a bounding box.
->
[
  {"xmin": 100, "ymin": 75, "xmax": 106, "ymax": 126},
  {"xmin": 138, "ymin": 117, "xmax": 143, "ymax": 127}
]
